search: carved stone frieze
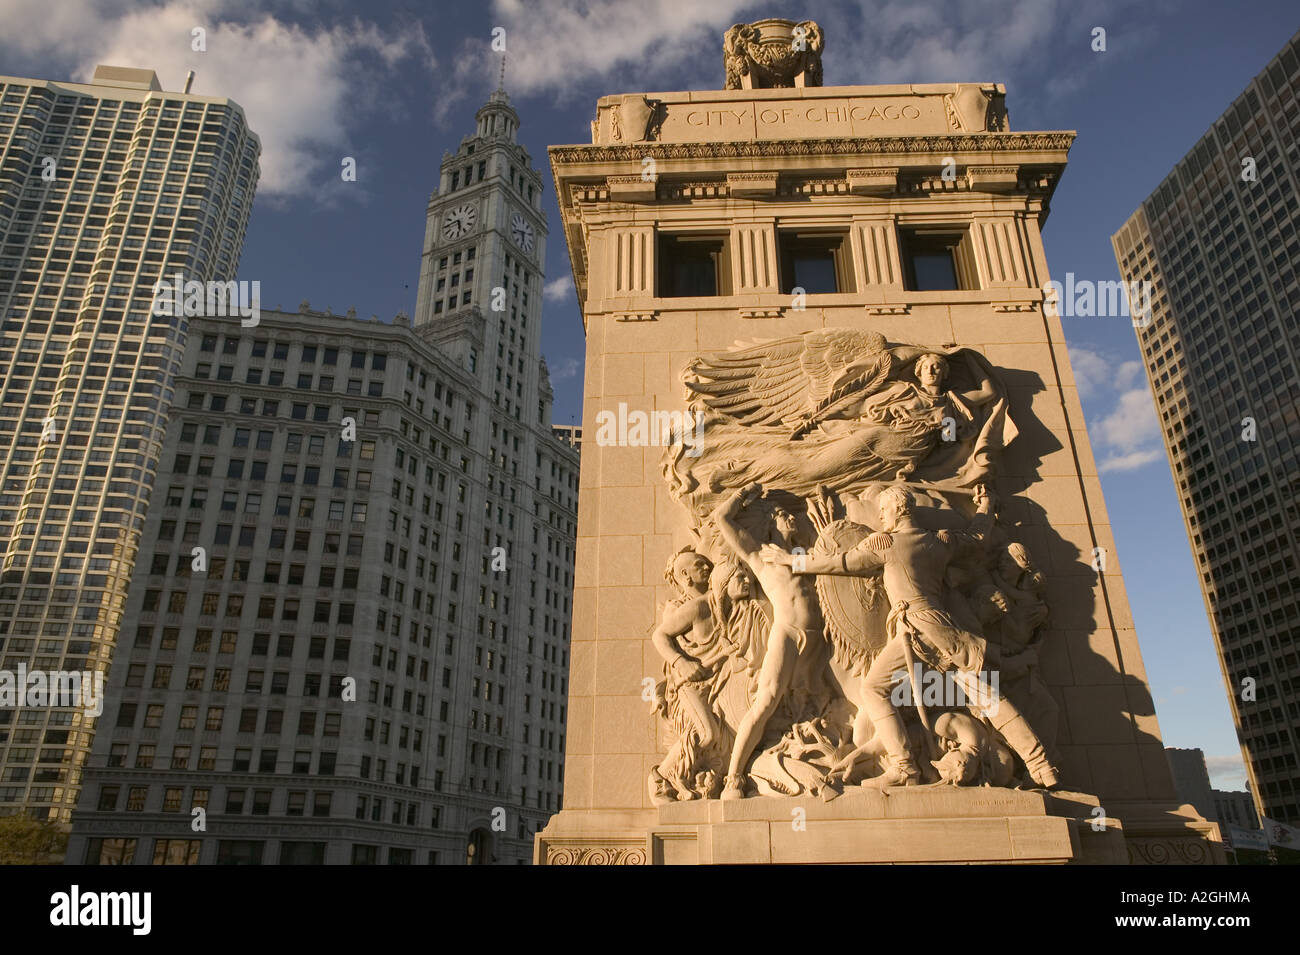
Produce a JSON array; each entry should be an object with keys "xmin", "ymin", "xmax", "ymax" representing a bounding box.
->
[
  {"xmin": 544, "ymin": 843, "xmax": 648, "ymax": 865},
  {"xmin": 648, "ymin": 327, "xmax": 1063, "ymax": 804},
  {"xmin": 550, "ymin": 132, "xmax": 1075, "ymax": 168},
  {"xmin": 1127, "ymin": 837, "xmax": 1215, "ymax": 865}
]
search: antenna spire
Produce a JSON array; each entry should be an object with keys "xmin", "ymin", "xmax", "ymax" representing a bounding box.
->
[{"xmin": 497, "ymin": 54, "xmax": 507, "ymax": 93}]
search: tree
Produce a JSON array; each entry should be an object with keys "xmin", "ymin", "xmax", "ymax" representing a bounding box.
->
[{"xmin": 0, "ymin": 813, "xmax": 68, "ymax": 865}]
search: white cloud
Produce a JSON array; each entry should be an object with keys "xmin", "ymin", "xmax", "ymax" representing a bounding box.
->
[
  {"xmin": 418, "ymin": 0, "xmax": 1149, "ymax": 132},
  {"xmin": 1096, "ymin": 386, "xmax": 1161, "ymax": 453},
  {"xmin": 486, "ymin": 0, "xmax": 753, "ymax": 96},
  {"xmin": 549, "ymin": 357, "xmax": 580, "ymax": 380},
  {"xmin": 1204, "ymin": 754, "xmax": 1250, "ymax": 789},
  {"xmin": 478, "ymin": 0, "xmax": 1144, "ymax": 98},
  {"xmin": 1073, "ymin": 346, "xmax": 1164, "ymax": 474},
  {"xmin": 0, "ymin": 0, "xmax": 435, "ymax": 198},
  {"xmin": 1114, "ymin": 359, "xmax": 1143, "ymax": 392},
  {"xmin": 543, "ymin": 275, "xmax": 574, "ymax": 301},
  {"xmin": 824, "ymin": 0, "xmax": 1147, "ymax": 93},
  {"xmin": 1098, "ymin": 448, "xmax": 1163, "ymax": 473},
  {"xmin": 1069, "ymin": 346, "xmax": 1109, "ymax": 399}
]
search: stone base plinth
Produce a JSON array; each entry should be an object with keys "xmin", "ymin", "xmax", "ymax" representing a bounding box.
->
[{"xmin": 536, "ymin": 788, "xmax": 1145, "ymax": 864}]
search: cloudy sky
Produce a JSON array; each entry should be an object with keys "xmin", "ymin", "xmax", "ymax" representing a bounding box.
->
[{"xmin": 3, "ymin": 0, "xmax": 1297, "ymax": 791}]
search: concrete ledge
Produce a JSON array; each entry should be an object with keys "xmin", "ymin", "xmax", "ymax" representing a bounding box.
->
[{"xmin": 535, "ymin": 789, "xmax": 1139, "ymax": 864}]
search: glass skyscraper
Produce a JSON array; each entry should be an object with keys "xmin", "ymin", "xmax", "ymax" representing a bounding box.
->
[
  {"xmin": 1112, "ymin": 29, "xmax": 1300, "ymax": 824},
  {"xmin": 0, "ymin": 65, "xmax": 259, "ymax": 823}
]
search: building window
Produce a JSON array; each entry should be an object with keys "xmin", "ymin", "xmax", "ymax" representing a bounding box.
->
[
  {"xmin": 85, "ymin": 839, "xmax": 136, "ymax": 865},
  {"xmin": 215, "ymin": 840, "xmax": 263, "ymax": 865},
  {"xmin": 153, "ymin": 839, "xmax": 201, "ymax": 865},
  {"xmin": 658, "ymin": 233, "xmax": 731, "ymax": 297},
  {"xmin": 279, "ymin": 842, "xmax": 325, "ymax": 864},
  {"xmin": 899, "ymin": 227, "xmax": 978, "ymax": 291},
  {"xmin": 351, "ymin": 844, "xmax": 378, "ymax": 865},
  {"xmin": 779, "ymin": 231, "xmax": 852, "ymax": 294}
]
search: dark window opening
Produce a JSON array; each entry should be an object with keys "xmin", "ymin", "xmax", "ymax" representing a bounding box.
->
[
  {"xmin": 658, "ymin": 234, "xmax": 731, "ymax": 297},
  {"xmin": 779, "ymin": 232, "xmax": 852, "ymax": 295},
  {"xmin": 900, "ymin": 228, "xmax": 978, "ymax": 291}
]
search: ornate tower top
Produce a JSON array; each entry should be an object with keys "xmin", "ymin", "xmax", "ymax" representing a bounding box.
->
[
  {"xmin": 475, "ymin": 86, "xmax": 519, "ymax": 142},
  {"xmin": 723, "ymin": 17, "xmax": 824, "ymax": 89}
]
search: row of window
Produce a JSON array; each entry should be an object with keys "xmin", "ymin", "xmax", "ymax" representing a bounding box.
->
[
  {"xmin": 84, "ymin": 837, "xmax": 433, "ymax": 865},
  {"xmin": 97, "ymin": 783, "xmax": 332, "ymax": 817},
  {"xmin": 656, "ymin": 226, "xmax": 982, "ymax": 297},
  {"xmin": 122, "ymin": 664, "xmax": 348, "ymax": 697},
  {"xmin": 197, "ymin": 337, "xmax": 387, "ymax": 370},
  {"xmin": 116, "ymin": 699, "xmax": 342, "ymax": 735}
]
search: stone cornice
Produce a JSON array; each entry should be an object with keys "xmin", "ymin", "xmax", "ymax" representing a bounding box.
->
[{"xmin": 549, "ymin": 132, "xmax": 1074, "ymax": 168}]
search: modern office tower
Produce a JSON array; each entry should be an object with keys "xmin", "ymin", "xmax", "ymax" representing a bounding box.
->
[
  {"xmin": 0, "ymin": 66, "xmax": 259, "ymax": 824},
  {"xmin": 1113, "ymin": 29, "xmax": 1300, "ymax": 825},
  {"xmin": 66, "ymin": 307, "xmax": 578, "ymax": 865}
]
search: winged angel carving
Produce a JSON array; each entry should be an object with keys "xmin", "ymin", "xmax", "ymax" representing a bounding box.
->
[
  {"xmin": 663, "ymin": 328, "xmax": 1017, "ymax": 521},
  {"xmin": 648, "ymin": 328, "xmax": 1060, "ymax": 805}
]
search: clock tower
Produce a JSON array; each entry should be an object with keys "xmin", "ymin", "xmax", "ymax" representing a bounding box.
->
[{"xmin": 414, "ymin": 85, "xmax": 547, "ymax": 423}]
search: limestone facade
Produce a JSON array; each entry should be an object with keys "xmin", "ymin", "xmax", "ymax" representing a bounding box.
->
[{"xmin": 538, "ymin": 24, "xmax": 1219, "ymax": 863}]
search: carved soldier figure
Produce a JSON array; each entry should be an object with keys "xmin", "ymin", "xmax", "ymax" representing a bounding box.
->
[
  {"xmin": 763, "ymin": 484, "xmax": 1062, "ymax": 789},
  {"xmin": 974, "ymin": 583, "xmax": 1060, "ymax": 758}
]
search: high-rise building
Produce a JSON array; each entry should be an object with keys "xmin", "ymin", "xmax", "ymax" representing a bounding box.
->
[
  {"xmin": 1112, "ymin": 29, "xmax": 1300, "ymax": 825},
  {"xmin": 1214, "ymin": 787, "xmax": 1260, "ymax": 831},
  {"xmin": 551, "ymin": 424, "xmax": 582, "ymax": 451},
  {"xmin": 1167, "ymin": 746, "xmax": 1219, "ymax": 829},
  {"xmin": 66, "ymin": 86, "xmax": 578, "ymax": 865},
  {"xmin": 415, "ymin": 85, "xmax": 547, "ymax": 419},
  {"xmin": 0, "ymin": 66, "xmax": 259, "ymax": 823}
]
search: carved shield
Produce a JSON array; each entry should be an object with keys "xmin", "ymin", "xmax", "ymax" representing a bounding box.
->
[
  {"xmin": 813, "ymin": 520, "xmax": 890, "ymax": 674},
  {"xmin": 619, "ymin": 95, "xmax": 654, "ymax": 143}
]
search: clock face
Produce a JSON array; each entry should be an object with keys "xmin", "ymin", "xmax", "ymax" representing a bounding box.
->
[
  {"xmin": 510, "ymin": 211, "xmax": 535, "ymax": 252},
  {"xmin": 442, "ymin": 203, "xmax": 477, "ymax": 240}
]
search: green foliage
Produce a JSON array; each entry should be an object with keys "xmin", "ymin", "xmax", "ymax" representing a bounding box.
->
[{"xmin": 0, "ymin": 813, "xmax": 68, "ymax": 865}]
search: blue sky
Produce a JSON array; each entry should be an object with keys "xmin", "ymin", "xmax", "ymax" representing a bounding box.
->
[{"xmin": 5, "ymin": 0, "xmax": 1297, "ymax": 790}]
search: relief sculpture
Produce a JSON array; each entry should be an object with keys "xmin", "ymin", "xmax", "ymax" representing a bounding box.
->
[{"xmin": 650, "ymin": 327, "xmax": 1063, "ymax": 804}]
